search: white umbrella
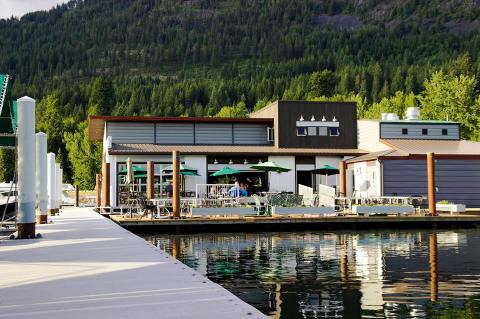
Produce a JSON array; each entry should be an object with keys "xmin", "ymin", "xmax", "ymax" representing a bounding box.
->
[{"xmin": 126, "ymin": 157, "xmax": 134, "ymax": 190}]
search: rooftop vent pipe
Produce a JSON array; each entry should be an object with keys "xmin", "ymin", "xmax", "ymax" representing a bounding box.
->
[{"xmin": 406, "ymin": 107, "xmax": 420, "ymax": 120}]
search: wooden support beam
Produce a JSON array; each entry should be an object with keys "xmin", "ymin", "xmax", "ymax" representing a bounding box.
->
[
  {"xmin": 427, "ymin": 152, "xmax": 436, "ymax": 216},
  {"xmin": 147, "ymin": 161, "xmax": 154, "ymax": 200},
  {"xmin": 101, "ymin": 163, "xmax": 110, "ymax": 207},
  {"xmin": 339, "ymin": 160, "xmax": 346, "ymax": 197},
  {"xmin": 75, "ymin": 185, "xmax": 80, "ymax": 207},
  {"xmin": 95, "ymin": 174, "xmax": 101, "ymax": 208},
  {"xmin": 172, "ymin": 151, "xmax": 180, "ymax": 219}
]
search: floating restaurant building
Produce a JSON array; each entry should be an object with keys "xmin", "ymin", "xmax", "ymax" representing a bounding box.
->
[
  {"xmin": 88, "ymin": 101, "xmax": 480, "ymax": 208},
  {"xmin": 88, "ymin": 101, "xmax": 364, "ymax": 207}
]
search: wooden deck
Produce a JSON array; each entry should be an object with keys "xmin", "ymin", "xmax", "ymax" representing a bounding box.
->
[
  {"xmin": 110, "ymin": 214, "xmax": 480, "ymax": 232},
  {"xmin": 0, "ymin": 207, "xmax": 266, "ymax": 319}
]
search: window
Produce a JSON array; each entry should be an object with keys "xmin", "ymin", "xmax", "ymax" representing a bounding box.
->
[
  {"xmin": 422, "ymin": 128, "xmax": 428, "ymax": 135},
  {"xmin": 402, "ymin": 128, "xmax": 408, "ymax": 135},
  {"xmin": 307, "ymin": 127, "xmax": 317, "ymax": 136},
  {"xmin": 318, "ymin": 127, "xmax": 328, "ymax": 136},
  {"xmin": 267, "ymin": 127, "xmax": 274, "ymax": 142},
  {"xmin": 442, "ymin": 129, "xmax": 448, "ymax": 136},
  {"xmin": 329, "ymin": 127, "xmax": 340, "ymax": 136},
  {"xmin": 297, "ymin": 127, "xmax": 307, "ymax": 136}
]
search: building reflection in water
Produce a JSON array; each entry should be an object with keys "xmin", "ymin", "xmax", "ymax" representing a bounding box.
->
[{"xmin": 146, "ymin": 229, "xmax": 478, "ymax": 319}]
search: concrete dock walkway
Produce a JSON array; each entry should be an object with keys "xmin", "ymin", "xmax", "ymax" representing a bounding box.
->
[{"xmin": 0, "ymin": 207, "xmax": 266, "ymax": 319}]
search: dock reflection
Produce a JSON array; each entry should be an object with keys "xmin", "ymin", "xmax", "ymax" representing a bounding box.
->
[{"xmin": 146, "ymin": 229, "xmax": 479, "ymax": 319}]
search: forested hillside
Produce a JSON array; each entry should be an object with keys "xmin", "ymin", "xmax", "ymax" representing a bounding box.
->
[{"xmin": 1, "ymin": 0, "xmax": 480, "ymax": 188}]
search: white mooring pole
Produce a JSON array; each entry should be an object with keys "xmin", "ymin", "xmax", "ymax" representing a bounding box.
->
[
  {"xmin": 47, "ymin": 153, "xmax": 57, "ymax": 215},
  {"xmin": 17, "ymin": 97, "xmax": 36, "ymax": 239},
  {"xmin": 35, "ymin": 132, "xmax": 48, "ymax": 224}
]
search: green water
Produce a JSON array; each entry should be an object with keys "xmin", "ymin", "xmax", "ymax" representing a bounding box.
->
[{"xmin": 143, "ymin": 229, "xmax": 480, "ymax": 318}]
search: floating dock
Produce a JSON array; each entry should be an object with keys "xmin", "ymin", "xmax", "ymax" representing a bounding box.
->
[
  {"xmin": 111, "ymin": 214, "xmax": 480, "ymax": 233},
  {"xmin": 0, "ymin": 207, "xmax": 266, "ymax": 319}
]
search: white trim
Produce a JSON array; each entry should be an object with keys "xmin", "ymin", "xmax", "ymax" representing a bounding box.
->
[{"xmin": 296, "ymin": 121, "xmax": 340, "ymax": 127}]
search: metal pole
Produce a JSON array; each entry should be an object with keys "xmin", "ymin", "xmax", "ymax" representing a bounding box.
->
[
  {"xmin": 47, "ymin": 153, "xmax": 57, "ymax": 216},
  {"xmin": 75, "ymin": 185, "xmax": 80, "ymax": 207},
  {"xmin": 56, "ymin": 164, "xmax": 62, "ymax": 211},
  {"xmin": 35, "ymin": 132, "xmax": 48, "ymax": 224},
  {"xmin": 147, "ymin": 161, "xmax": 154, "ymax": 200},
  {"xmin": 427, "ymin": 152, "xmax": 436, "ymax": 216},
  {"xmin": 172, "ymin": 151, "xmax": 180, "ymax": 218},
  {"xmin": 17, "ymin": 96, "xmax": 36, "ymax": 239}
]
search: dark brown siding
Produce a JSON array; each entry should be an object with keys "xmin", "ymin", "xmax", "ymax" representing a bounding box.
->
[{"xmin": 277, "ymin": 101, "xmax": 358, "ymax": 149}]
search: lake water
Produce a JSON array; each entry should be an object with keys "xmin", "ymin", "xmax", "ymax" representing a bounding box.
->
[{"xmin": 142, "ymin": 229, "xmax": 480, "ymax": 318}]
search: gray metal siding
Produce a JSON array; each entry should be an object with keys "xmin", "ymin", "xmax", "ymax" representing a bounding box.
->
[
  {"xmin": 107, "ymin": 122, "xmax": 155, "ymax": 144},
  {"xmin": 383, "ymin": 159, "xmax": 480, "ymax": 207},
  {"xmin": 156, "ymin": 123, "xmax": 194, "ymax": 144},
  {"xmin": 380, "ymin": 123, "xmax": 460, "ymax": 140},
  {"xmin": 195, "ymin": 123, "xmax": 233, "ymax": 144},
  {"xmin": 233, "ymin": 124, "xmax": 269, "ymax": 145}
]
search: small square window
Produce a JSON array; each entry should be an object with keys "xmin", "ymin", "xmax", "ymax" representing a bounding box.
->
[
  {"xmin": 307, "ymin": 127, "xmax": 317, "ymax": 136},
  {"xmin": 442, "ymin": 129, "xmax": 448, "ymax": 135},
  {"xmin": 297, "ymin": 127, "xmax": 307, "ymax": 136},
  {"xmin": 318, "ymin": 127, "xmax": 328, "ymax": 136},
  {"xmin": 402, "ymin": 128, "xmax": 408, "ymax": 135},
  {"xmin": 422, "ymin": 128, "xmax": 428, "ymax": 135},
  {"xmin": 329, "ymin": 127, "xmax": 340, "ymax": 136}
]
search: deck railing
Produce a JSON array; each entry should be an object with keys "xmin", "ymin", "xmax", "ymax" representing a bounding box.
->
[{"xmin": 195, "ymin": 183, "xmax": 235, "ymax": 206}]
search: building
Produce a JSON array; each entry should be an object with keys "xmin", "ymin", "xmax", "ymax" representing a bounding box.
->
[
  {"xmin": 350, "ymin": 107, "xmax": 480, "ymax": 207},
  {"xmin": 88, "ymin": 101, "xmax": 365, "ymax": 207}
]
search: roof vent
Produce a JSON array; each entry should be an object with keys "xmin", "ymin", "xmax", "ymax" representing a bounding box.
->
[
  {"xmin": 381, "ymin": 113, "xmax": 389, "ymax": 121},
  {"xmin": 405, "ymin": 107, "xmax": 420, "ymax": 120},
  {"xmin": 386, "ymin": 113, "xmax": 399, "ymax": 121}
]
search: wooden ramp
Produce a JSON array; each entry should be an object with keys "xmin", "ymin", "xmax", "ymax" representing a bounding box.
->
[{"xmin": 0, "ymin": 207, "xmax": 266, "ymax": 319}]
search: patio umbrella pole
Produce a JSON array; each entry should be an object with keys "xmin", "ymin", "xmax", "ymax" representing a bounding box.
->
[{"xmin": 172, "ymin": 151, "xmax": 180, "ymax": 219}]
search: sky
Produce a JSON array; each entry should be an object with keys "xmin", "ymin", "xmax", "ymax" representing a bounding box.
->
[{"xmin": 0, "ymin": 0, "xmax": 65, "ymax": 19}]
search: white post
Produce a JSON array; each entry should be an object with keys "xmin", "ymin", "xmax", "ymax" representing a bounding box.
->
[
  {"xmin": 47, "ymin": 153, "xmax": 57, "ymax": 215},
  {"xmin": 56, "ymin": 163, "xmax": 62, "ymax": 210},
  {"xmin": 17, "ymin": 96, "xmax": 36, "ymax": 239},
  {"xmin": 35, "ymin": 132, "xmax": 48, "ymax": 224}
]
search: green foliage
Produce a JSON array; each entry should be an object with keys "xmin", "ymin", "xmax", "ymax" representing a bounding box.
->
[
  {"xmin": 64, "ymin": 122, "xmax": 102, "ymax": 190},
  {"xmin": 308, "ymin": 70, "xmax": 338, "ymax": 99},
  {"xmin": 215, "ymin": 101, "xmax": 248, "ymax": 118},
  {"xmin": 89, "ymin": 77, "xmax": 115, "ymax": 116},
  {"xmin": 310, "ymin": 93, "xmax": 369, "ymax": 118},
  {"xmin": 0, "ymin": 149, "xmax": 15, "ymax": 182},
  {"xmin": 418, "ymin": 71, "xmax": 480, "ymax": 140}
]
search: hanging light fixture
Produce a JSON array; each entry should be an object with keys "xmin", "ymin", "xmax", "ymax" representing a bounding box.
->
[
  {"xmin": 243, "ymin": 159, "xmax": 248, "ymax": 165},
  {"xmin": 299, "ymin": 115, "xmax": 304, "ymax": 121},
  {"xmin": 310, "ymin": 115, "xmax": 315, "ymax": 121},
  {"xmin": 258, "ymin": 159, "xmax": 263, "ymax": 164},
  {"xmin": 333, "ymin": 116, "xmax": 337, "ymax": 122},
  {"xmin": 229, "ymin": 159, "xmax": 233, "ymax": 165},
  {"xmin": 322, "ymin": 116, "xmax": 326, "ymax": 122},
  {"xmin": 213, "ymin": 159, "xmax": 218, "ymax": 164}
]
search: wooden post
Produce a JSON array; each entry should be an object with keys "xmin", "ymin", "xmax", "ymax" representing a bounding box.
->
[
  {"xmin": 95, "ymin": 174, "xmax": 101, "ymax": 208},
  {"xmin": 75, "ymin": 185, "xmax": 80, "ymax": 207},
  {"xmin": 339, "ymin": 160, "xmax": 346, "ymax": 197},
  {"xmin": 427, "ymin": 152, "xmax": 436, "ymax": 216},
  {"xmin": 172, "ymin": 151, "xmax": 180, "ymax": 219},
  {"xmin": 147, "ymin": 161, "xmax": 154, "ymax": 200},
  {"xmin": 429, "ymin": 233, "xmax": 438, "ymax": 301},
  {"xmin": 101, "ymin": 162, "xmax": 110, "ymax": 207}
]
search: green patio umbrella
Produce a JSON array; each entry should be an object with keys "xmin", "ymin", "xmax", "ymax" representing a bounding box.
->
[
  {"xmin": 118, "ymin": 165, "xmax": 147, "ymax": 175},
  {"xmin": 210, "ymin": 166, "xmax": 241, "ymax": 177},
  {"xmin": 311, "ymin": 164, "xmax": 339, "ymax": 187},
  {"xmin": 162, "ymin": 163, "xmax": 198, "ymax": 174},
  {"xmin": 250, "ymin": 161, "xmax": 291, "ymax": 173}
]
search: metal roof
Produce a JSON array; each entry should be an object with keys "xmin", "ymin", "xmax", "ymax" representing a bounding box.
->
[
  {"xmin": 109, "ymin": 143, "xmax": 366, "ymax": 156},
  {"xmin": 381, "ymin": 139, "xmax": 480, "ymax": 155}
]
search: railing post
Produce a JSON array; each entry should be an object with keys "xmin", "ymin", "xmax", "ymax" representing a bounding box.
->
[
  {"xmin": 75, "ymin": 185, "xmax": 80, "ymax": 207},
  {"xmin": 95, "ymin": 173, "xmax": 101, "ymax": 208},
  {"xmin": 101, "ymin": 162, "xmax": 110, "ymax": 207},
  {"xmin": 172, "ymin": 151, "xmax": 180, "ymax": 219},
  {"xmin": 427, "ymin": 152, "xmax": 436, "ymax": 216}
]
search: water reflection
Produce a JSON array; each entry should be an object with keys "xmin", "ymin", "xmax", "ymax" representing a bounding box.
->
[{"xmin": 142, "ymin": 230, "xmax": 480, "ymax": 318}]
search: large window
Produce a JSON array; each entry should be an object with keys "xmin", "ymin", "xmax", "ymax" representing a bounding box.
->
[
  {"xmin": 329, "ymin": 127, "xmax": 340, "ymax": 136},
  {"xmin": 296, "ymin": 127, "xmax": 307, "ymax": 136}
]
